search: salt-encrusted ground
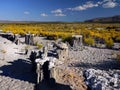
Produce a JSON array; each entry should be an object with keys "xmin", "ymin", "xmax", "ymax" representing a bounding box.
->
[
  {"xmin": 0, "ymin": 36, "xmax": 120, "ymax": 90},
  {"xmin": 0, "ymin": 36, "xmax": 86, "ymax": 90},
  {"xmin": 0, "ymin": 36, "xmax": 36, "ymax": 90},
  {"xmin": 68, "ymin": 46, "xmax": 120, "ymax": 70},
  {"xmin": 67, "ymin": 46, "xmax": 120, "ymax": 90}
]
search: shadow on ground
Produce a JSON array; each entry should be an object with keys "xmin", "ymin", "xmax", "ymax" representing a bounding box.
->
[
  {"xmin": 34, "ymin": 78, "xmax": 72, "ymax": 90},
  {"xmin": 0, "ymin": 59, "xmax": 72, "ymax": 90},
  {"xmin": 70, "ymin": 59, "xmax": 120, "ymax": 70},
  {"xmin": 34, "ymin": 61, "xmax": 72, "ymax": 90},
  {"xmin": 0, "ymin": 59, "xmax": 37, "ymax": 83}
]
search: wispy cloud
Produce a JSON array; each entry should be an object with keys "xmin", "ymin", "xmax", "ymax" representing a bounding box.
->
[
  {"xmin": 68, "ymin": 1, "xmax": 98, "ymax": 11},
  {"xmin": 44, "ymin": 0, "xmax": 119, "ymax": 17},
  {"xmin": 102, "ymin": 0, "xmax": 118, "ymax": 8},
  {"xmin": 24, "ymin": 11, "xmax": 30, "ymax": 15},
  {"xmin": 67, "ymin": 0, "xmax": 119, "ymax": 11},
  {"xmin": 51, "ymin": 9, "xmax": 66, "ymax": 16},
  {"xmin": 40, "ymin": 13, "xmax": 48, "ymax": 16},
  {"xmin": 55, "ymin": 13, "xmax": 66, "ymax": 16},
  {"xmin": 51, "ymin": 9, "xmax": 62, "ymax": 14}
]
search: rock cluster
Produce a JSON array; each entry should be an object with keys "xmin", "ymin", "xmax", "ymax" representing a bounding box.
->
[{"xmin": 84, "ymin": 69, "xmax": 120, "ymax": 90}]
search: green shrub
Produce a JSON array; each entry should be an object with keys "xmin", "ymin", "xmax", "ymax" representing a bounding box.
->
[
  {"xmin": 84, "ymin": 37, "xmax": 95, "ymax": 46},
  {"xmin": 62, "ymin": 36, "xmax": 73, "ymax": 45},
  {"xmin": 47, "ymin": 35, "xmax": 58, "ymax": 40}
]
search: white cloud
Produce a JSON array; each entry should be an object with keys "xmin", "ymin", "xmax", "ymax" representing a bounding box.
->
[
  {"xmin": 40, "ymin": 13, "xmax": 48, "ymax": 16},
  {"xmin": 68, "ymin": 1, "xmax": 98, "ymax": 11},
  {"xmin": 24, "ymin": 11, "xmax": 30, "ymax": 15},
  {"xmin": 97, "ymin": 1, "xmax": 103, "ymax": 5},
  {"xmin": 67, "ymin": 0, "xmax": 119, "ymax": 11},
  {"xmin": 103, "ymin": 0, "xmax": 115, "ymax": 2},
  {"xmin": 55, "ymin": 13, "xmax": 66, "ymax": 16},
  {"xmin": 51, "ymin": 9, "xmax": 62, "ymax": 14},
  {"xmin": 102, "ymin": 0, "xmax": 118, "ymax": 8},
  {"xmin": 51, "ymin": 9, "xmax": 66, "ymax": 16}
]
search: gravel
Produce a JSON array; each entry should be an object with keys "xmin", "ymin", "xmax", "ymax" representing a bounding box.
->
[
  {"xmin": 68, "ymin": 46, "xmax": 120, "ymax": 70},
  {"xmin": 67, "ymin": 46, "xmax": 120, "ymax": 90}
]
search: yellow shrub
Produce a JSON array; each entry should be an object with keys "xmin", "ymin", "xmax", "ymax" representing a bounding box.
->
[
  {"xmin": 84, "ymin": 37, "xmax": 95, "ymax": 46},
  {"xmin": 105, "ymin": 38, "xmax": 114, "ymax": 49}
]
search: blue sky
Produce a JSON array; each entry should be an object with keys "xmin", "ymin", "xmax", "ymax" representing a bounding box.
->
[{"xmin": 0, "ymin": 0, "xmax": 120, "ymax": 22}]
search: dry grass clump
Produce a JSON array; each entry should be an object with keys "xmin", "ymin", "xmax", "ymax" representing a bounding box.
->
[
  {"xmin": 24, "ymin": 45, "xmax": 30, "ymax": 49},
  {"xmin": 0, "ymin": 49, "xmax": 7, "ymax": 60},
  {"xmin": 0, "ymin": 50, "xmax": 7, "ymax": 54},
  {"xmin": 36, "ymin": 44, "xmax": 43, "ymax": 49},
  {"xmin": 116, "ymin": 54, "xmax": 120, "ymax": 61},
  {"xmin": 34, "ymin": 41, "xmax": 43, "ymax": 49},
  {"xmin": 116, "ymin": 50, "xmax": 120, "ymax": 63},
  {"xmin": 54, "ymin": 67, "xmax": 87, "ymax": 90}
]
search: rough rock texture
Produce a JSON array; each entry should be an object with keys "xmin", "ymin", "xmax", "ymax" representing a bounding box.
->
[
  {"xmin": 0, "ymin": 36, "xmax": 87, "ymax": 90},
  {"xmin": 84, "ymin": 69, "xmax": 120, "ymax": 90},
  {"xmin": 66, "ymin": 46, "xmax": 120, "ymax": 90},
  {"xmin": 54, "ymin": 67, "xmax": 87, "ymax": 90},
  {"xmin": 1, "ymin": 36, "xmax": 120, "ymax": 90}
]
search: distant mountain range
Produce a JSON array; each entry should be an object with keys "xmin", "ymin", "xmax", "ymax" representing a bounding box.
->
[
  {"xmin": 85, "ymin": 15, "xmax": 120, "ymax": 23},
  {"xmin": 0, "ymin": 20, "xmax": 70, "ymax": 24},
  {"xmin": 0, "ymin": 20, "xmax": 42, "ymax": 23},
  {"xmin": 0, "ymin": 15, "xmax": 120, "ymax": 23}
]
